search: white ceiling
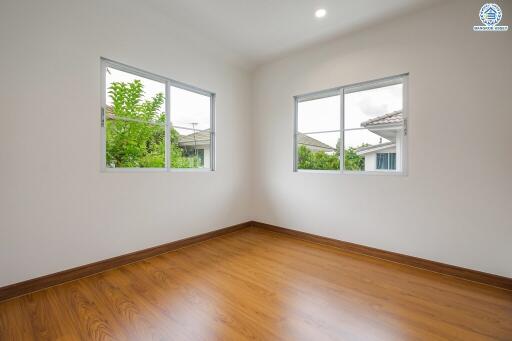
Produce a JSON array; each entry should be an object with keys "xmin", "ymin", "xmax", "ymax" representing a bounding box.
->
[{"xmin": 148, "ymin": 0, "xmax": 440, "ymax": 66}]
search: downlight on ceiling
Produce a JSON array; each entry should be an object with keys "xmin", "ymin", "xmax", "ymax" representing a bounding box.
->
[{"xmin": 315, "ymin": 8, "xmax": 327, "ymax": 18}]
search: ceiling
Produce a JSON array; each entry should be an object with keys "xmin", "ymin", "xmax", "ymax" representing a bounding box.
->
[{"xmin": 148, "ymin": 0, "xmax": 440, "ymax": 67}]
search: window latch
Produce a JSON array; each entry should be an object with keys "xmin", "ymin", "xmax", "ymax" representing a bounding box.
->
[
  {"xmin": 101, "ymin": 107, "xmax": 105, "ymax": 127},
  {"xmin": 403, "ymin": 118, "xmax": 408, "ymax": 136}
]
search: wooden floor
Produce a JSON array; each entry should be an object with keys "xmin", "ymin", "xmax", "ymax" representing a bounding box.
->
[{"xmin": 0, "ymin": 227, "xmax": 511, "ymax": 340}]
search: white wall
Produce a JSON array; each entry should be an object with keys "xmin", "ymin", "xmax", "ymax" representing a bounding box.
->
[
  {"xmin": 1, "ymin": 0, "xmax": 511, "ymax": 287},
  {"xmin": 365, "ymin": 153, "xmax": 377, "ymax": 171},
  {"xmin": 252, "ymin": 0, "xmax": 512, "ymax": 277},
  {"xmin": 0, "ymin": 0, "xmax": 252, "ymax": 287}
]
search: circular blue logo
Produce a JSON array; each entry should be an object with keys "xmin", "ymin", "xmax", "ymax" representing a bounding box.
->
[{"xmin": 479, "ymin": 3, "xmax": 503, "ymax": 26}]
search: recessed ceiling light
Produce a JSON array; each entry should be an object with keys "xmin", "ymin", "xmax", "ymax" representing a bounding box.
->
[{"xmin": 315, "ymin": 8, "xmax": 327, "ymax": 18}]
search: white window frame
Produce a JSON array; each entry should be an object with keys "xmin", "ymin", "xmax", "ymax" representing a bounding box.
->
[
  {"xmin": 100, "ymin": 58, "xmax": 216, "ymax": 172},
  {"xmin": 293, "ymin": 73, "xmax": 408, "ymax": 175}
]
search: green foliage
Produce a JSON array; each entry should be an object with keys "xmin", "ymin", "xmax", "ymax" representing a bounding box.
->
[
  {"xmin": 344, "ymin": 147, "xmax": 365, "ymax": 171},
  {"xmin": 170, "ymin": 128, "xmax": 201, "ymax": 168},
  {"xmin": 297, "ymin": 145, "xmax": 340, "ymax": 170},
  {"xmin": 106, "ymin": 79, "xmax": 200, "ymax": 168},
  {"xmin": 298, "ymin": 139, "xmax": 366, "ymax": 171}
]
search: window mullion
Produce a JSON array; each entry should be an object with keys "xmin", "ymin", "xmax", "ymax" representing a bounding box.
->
[
  {"xmin": 165, "ymin": 80, "xmax": 171, "ymax": 171},
  {"xmin": 293, "ymin": 97, "xmax": 298, "ymax": 172},
  {"xmin": 105, "ymin": 114, "xmax": 164, "ymax": 126},
  {"xmin": 340, "ymin": 87, "xmax": 345, "ymax": 173},
  {"xmin": 300, "ymin": 129, "xmax": 341, "ymax": 134},
  {"xmin": 210, "ymin": 94, "xmax": 216, "ymax": 171},
  {"xmin": 102, "ymin": 58, "xmax": 214, "ymax": 172},
  {"xmin": 294, "ymin": 74, "xmax": 406, "ymax": 175},
  {"xmin": 100, "ymin": 60, "xmax": 107, "ymax": 171}
]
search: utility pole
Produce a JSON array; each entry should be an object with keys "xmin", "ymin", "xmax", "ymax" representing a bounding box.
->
[{"xmin": 191, "ymin": 122, "xmax": 198, "ymax": 157}]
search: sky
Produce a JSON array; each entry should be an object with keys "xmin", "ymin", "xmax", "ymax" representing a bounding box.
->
[
  {"xmin": 106, "ymin": 66, "xmax": 401, "ymax": 146},
  {"xmin": 106, "ymin": 67, "xmax": 211, "ymax": 135},
  {"xmin": 298, "ymin": 84, "xmax": 402, "ymax": 148}
]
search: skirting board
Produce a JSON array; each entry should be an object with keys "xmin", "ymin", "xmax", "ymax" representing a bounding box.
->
[
  {"xmin": 0, "ymin": 221, "xmax": 252, "ymax": 302},
  {"xmin": 1, "ymin": 220, "xmax": 510, "ymax": 302},
  {"xmin": 252, "ymin": 221, "xmax": 512, "ymax": 291}
]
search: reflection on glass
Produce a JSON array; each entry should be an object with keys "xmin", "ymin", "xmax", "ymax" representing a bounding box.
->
[{"xmin": 297, "ymin": 131, "xmax": 340, "ymax": 171}]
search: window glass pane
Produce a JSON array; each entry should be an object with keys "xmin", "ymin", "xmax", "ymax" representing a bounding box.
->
[
  {"xmin": 297, "ymin": 131, "xmax": 340, "ymax": 171},
  {"xmin": 170, "ymin": 127, "xmax": 211, "ymax": 169},
  {"xmin": 106, "ymin": 119, "xmax": 165, "ymax": 168},
  {"xmin": 343, "ymin": 81, "xmax": 403, "ymax": 172},
  {"xmin": 105, "ymin": 67, "xmax": 165, "ymax": 123},
  {"xmin": 171, "ymin": 86, "xmax": 211, "ymax": 130},
  {"xmin": 170, "ymin": 86, "xmax": 211, "ymax": 169},
  {"xmin": 344, "ymin": 83, "xmax": 402, "ymax": 130},
  {"xmin": 389, "ymin": 153, "xmax": 396, "ymax": 170},
  {"xmin": 298, "ymin": 95, "xmax": 340, "ymax": 133},
  {"xmin": 376, "ymin": 153, "xmax": 389, "ymax": 170},
  {"xmin": 343, "ymin": 129, "xmax": 401, "ymax": 172}
]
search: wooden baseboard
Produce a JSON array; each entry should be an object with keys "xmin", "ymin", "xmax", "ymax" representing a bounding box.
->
[
  {"xmin": 251, "ymin": 221, "xmax": 512, "ymax": 291},
  {"xmin": 2, "ymin": 220, "xmax": 509, "ymax": 302},
  {"xmin": 0, "ymin": 221, "xmax": 252, "ymax": 302}
]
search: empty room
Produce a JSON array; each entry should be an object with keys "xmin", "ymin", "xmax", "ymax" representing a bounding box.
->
[{"xmin": 1, "ymin": 0, "xmax": 511, "ymax": 340}]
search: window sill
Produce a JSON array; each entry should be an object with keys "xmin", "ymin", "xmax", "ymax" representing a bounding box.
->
[
  {"xmin": 295, "ymin": 169, "xmax": 407, "ymax": 176},
  {"xmin": 101, "ymin": 168, "xmax": 214, "ymax": 173}
]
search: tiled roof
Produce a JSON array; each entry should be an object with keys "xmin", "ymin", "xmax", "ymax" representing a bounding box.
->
[
  {"xmin": 297, "ymin": 132, "xmax": 335, "ymax": 151},
  {"xmin": 361, "ymin": 111, "xmax": 403, "ymax": 127}
]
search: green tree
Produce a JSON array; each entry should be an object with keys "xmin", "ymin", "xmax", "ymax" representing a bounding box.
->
[
  {"xmin": 170, "ymin": 128, "xmax": 200, "ymax": 168},
  {"xmin": 106, "ymin": 80, "xmax": 200, "ymax": 168},
  {"xmin": 297, "ymin": 145, "xmax": 340, "ymax": 170},
  {"xmin": 298, "ymin": 138, "xmax": 366, "ymax": 171},
  {"xmin": 337, "ymin": 138, "xmax": 366, "ymax": 171},
  {"xmin": 344, "ymin": 147, "xmax": 365, "ymax": 171}
]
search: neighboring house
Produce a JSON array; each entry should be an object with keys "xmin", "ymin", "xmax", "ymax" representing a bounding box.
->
[
  {"xmin": 297, "ymin": 132, "xmax": 336, "ymax": 153},
  {"xmin": 180, "ymin": 130, "xmax": 336, "ymax": 167},
  {"xmin": 356, "ymin": 111, "xmax": 404, "ymax": 171},
  {"xmin": 178, "ymin": 129, "xmax": 211, "ymax": 167}
]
